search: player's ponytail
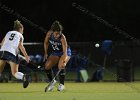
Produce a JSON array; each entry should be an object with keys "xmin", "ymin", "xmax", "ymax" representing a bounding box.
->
[{"xmin": 13, "ymin": 19, "xmax": 23, "ymax": 31}]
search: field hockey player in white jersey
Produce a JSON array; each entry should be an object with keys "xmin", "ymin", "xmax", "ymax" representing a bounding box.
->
[{"xmin": 0, "ymin": 19, "xmax": 30, "ymax": 88}]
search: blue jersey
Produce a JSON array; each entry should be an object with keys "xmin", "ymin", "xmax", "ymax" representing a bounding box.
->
[
  {"xmin": 49, "ymin": 33, "xmax": 71, "ymax": 57},
  {"xmin": 49, "ymin": 33, "xmax": 63, "ymax": 52}
]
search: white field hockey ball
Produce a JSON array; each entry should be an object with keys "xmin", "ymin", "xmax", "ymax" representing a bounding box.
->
[{"xmin": 95, "ymin": 43, "xmax": 100, "ymax": 47}]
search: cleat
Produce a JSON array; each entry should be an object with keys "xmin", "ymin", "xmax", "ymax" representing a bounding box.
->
[
  {"xmin": 57, "ymin": 84, "xmax": 65, "ymax": 91},
  {"xmin": 23, "ymin": 74, "xmax": 30, "ymax": 88}
]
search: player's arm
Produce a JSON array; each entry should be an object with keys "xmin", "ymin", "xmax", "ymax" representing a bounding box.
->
[
  {"xmin": 61, "ymin": 34, "xmax": 68, "ymax": 61},
  {"xmin": 0, "ymin": 37, "xmax": 5, "ymax": 47},
  {"xmin": 44, "ymin": 31, "xmax": 52, "ymax": 60},
  {"xmin": 18, "ymin": 38, "xmax": 29, "ymax": 63}
]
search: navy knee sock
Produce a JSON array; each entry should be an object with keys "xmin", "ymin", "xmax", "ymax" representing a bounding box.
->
[
  {"xmin": 45, "ymin": 69, "xmax": 53, "ymax": 82},
  {"xmin": 59, "ymin": 69, "xmax": 66, "ymax": 85}
]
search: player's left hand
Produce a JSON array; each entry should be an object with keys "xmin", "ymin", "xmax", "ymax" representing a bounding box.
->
[{"xmin": 25, "ymin": 56, "xmax": 30, "ymax": 63}]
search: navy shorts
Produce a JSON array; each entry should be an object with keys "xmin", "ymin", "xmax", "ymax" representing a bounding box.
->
[
  {"xmin": 0, "ymin": 51, "xmax": 20, "ymax": 64},
  {"xmin": 50, "ymin": 47, "xmax": 71, "ymax": 57}
]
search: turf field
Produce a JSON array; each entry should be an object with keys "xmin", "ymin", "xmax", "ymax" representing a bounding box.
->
[{"xmin": 0, "ymin": 82, "xmax": 140, "ymax": 100}]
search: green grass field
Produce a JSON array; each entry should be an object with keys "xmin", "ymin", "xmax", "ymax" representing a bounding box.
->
[{"xmin": 0, "ymin": 82, "xmax": 140, "ymax": 100}]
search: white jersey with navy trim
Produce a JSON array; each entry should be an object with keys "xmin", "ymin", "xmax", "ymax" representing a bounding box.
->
[{"xmin": 0, "ymin": 31, "xmax": 24, "ymax": 56}]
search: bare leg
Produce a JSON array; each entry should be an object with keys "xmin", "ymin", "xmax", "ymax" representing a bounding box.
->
[
  {"xmin": 45, "ymin": 56, "xmax": 59, "ymax": 81},
  {"xmin": 9, "ymin": 61, "xmax": 23, "ymax": 80},
  {"xmin": 0, "ymin": 60, "xmax": 6, "ymax": 76},
  {"xmin": 9, "ymin": 61, "xmax": 30, "ymax": 88}
]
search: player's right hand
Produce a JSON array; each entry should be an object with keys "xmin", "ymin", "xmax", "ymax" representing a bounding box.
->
[{"xmin": 43, "ymin": 54, "xmax": 48, "ymax": 62}]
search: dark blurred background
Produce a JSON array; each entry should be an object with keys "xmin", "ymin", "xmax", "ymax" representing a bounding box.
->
[
  {"xmin": 0, "ymin": 0, "xmax": 140, "ymax": 42},
  {"xmin": 0, "ymin": 0, "xmax": 140, "ymax": 82}
]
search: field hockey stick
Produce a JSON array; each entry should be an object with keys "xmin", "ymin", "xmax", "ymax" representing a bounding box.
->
[
  {"xmin": 18, "ymin": 54, "xmax": 43, "ymax": 69},
  {"xmin": 28, "ymin": 60, "xmax": 42, "ymax": 68},
  {"xmin": 45, "ymin": 68, "xmax": 62, "ymax": 92}
]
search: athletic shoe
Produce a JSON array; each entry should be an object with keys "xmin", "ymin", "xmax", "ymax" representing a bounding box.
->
[
  {"xmin": 47, "ymin": 79, "xmax": 57, "ymax": 91},
  {"xmin": 23, "ymin": 74, "xmax": 30, "ymax": 88},
  {"xmin": 57, "ymin": 84, "xmax": 65, "ymax": 91}
]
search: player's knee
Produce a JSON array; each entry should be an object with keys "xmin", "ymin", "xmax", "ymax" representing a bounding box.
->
[
  {"xmin": 45, "ymin": 65, "xmax": 51, "ymax": 70},
  {"xmin": 58, "ymin": 63, "xmax": 66, "ymax": 68}
]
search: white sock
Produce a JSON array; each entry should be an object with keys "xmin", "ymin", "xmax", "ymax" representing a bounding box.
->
[{"xmin": 14, "ymin": 72, "xmax": 24, "ymax": 80}]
